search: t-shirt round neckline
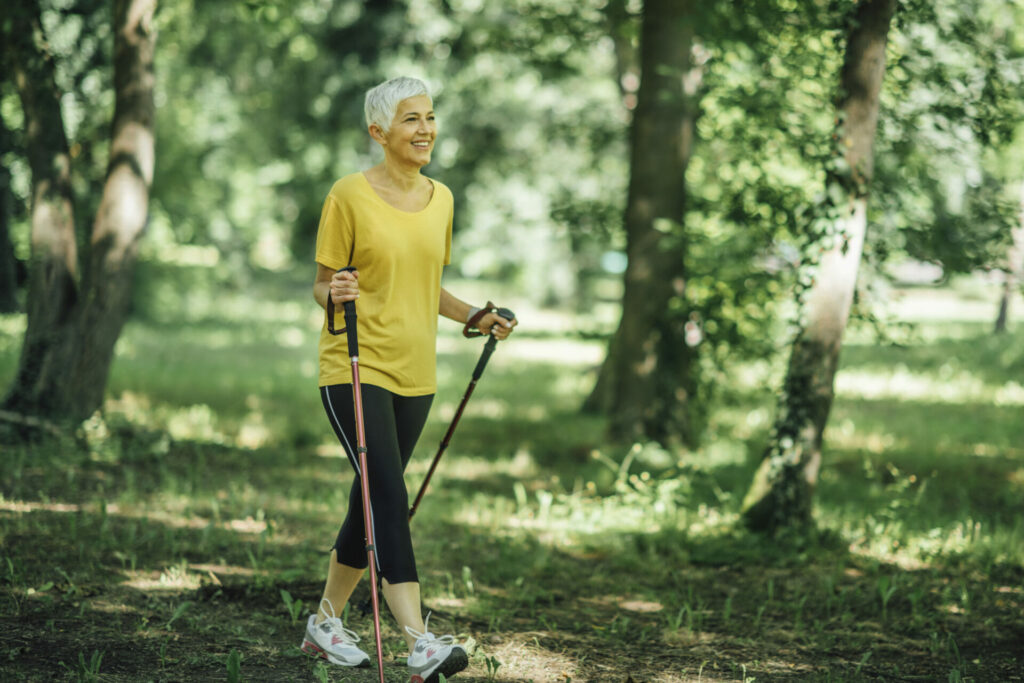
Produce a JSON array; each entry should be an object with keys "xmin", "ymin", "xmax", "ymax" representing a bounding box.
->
[{"xmin": 359, "ymin": 171, "xmax": 436, "ymax": 215}]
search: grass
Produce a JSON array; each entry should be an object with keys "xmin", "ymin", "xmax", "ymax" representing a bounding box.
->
[{"xmin": 1, "ymin": 270, "xmax": 1022, "ymax": 681}]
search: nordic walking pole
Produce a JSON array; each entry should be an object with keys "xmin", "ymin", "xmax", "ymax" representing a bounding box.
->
[
  {"xmin": 327, "ymin": 267, "xmax": 386, "ymax": 683},
  {"xmin": 409, "ymin": 302, "xmax": 515, "ymax": 520}
]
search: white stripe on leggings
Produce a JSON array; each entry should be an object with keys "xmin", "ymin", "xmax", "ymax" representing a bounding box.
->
[{"xmin": 322, "ymin": 385, "xmax": 382, "ymax": 573}]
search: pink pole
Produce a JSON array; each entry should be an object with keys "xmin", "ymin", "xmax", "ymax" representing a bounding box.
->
[{"xmin": 350, "ymin": 359, "xmax": 385, "ymax": 682}]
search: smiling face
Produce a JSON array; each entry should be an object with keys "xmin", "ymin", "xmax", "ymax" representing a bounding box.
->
[{"xmin": 371, "ymin": 94, "xmax": 436, "ymax": 168}]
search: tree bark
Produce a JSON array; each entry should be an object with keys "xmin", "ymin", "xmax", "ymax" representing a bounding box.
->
[
  {"xmin": 994, "ymin": 181, "xmax": 1024, "ymax": 334},
  {"xmin": 605, "ymin": 0, "xmax": 639, "ymax": 106},
  {"xmin": 2, "ymin": 0, "xmax": 156, "ymax": 423},
  {"xmin": 65, "ymin": 0, "xmax": 156, "ymax": 415},
  {"xmin": 583, "ymin": 0, "xmax": 700, "ymax": 447},
  {"xmin": 2, "ymin": 2, "xmax": 81, "ymax": 411},
  {"xmin": 994, "ymin": 274, "xmax": 1010, "ymax": 334},
  {"xmin": 742, "ymin": 0, "xmax": 897, "ymax": 532},
  {"xmin": 0, "ymin": 119, "xmax": 20, "ymax": 312}
]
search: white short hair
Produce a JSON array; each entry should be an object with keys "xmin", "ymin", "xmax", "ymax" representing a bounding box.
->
[{"xmin": 364, "ymin": 77, "xmax": 432, "ymax": 133}]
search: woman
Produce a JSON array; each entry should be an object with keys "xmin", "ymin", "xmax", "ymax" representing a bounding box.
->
[{"xmin": 301, "ymin": 76, "xmax": 516, "ymax": 683}]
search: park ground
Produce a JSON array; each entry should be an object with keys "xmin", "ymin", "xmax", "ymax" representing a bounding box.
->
[{"xmin": 1, "ymin": 271, "xmax": 1023, "ymax": 682}]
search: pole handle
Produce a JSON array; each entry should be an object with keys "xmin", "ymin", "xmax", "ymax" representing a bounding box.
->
[
  {"xmin": 326, "ymin": 267, "xmax": 358, "ymax": 350},
  {"xmin": 342, "ymin": 299, "xmax": 358, "ymax": 358},
  {"xmin": 463, "ymin": 302, "xmax": 515, "ymax": 338}
]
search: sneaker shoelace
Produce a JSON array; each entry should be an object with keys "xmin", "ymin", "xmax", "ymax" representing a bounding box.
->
[
  {"xmin": 405, "ymin": 612, "xmax": 456, "ymax": 647},
  {"xmin": 318, "ymin": 598, "xmax": 362, "ymax": 645}
]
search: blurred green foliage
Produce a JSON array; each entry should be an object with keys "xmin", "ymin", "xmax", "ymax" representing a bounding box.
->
[{"xmin": 874, "ymin": 0, "xmax": 1024, "ymax": 278}]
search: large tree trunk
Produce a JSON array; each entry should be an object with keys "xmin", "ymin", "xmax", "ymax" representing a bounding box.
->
[
  {"xmin": 584, "ymin": 0, "xmax": 701, "ymax": 446},
  {"xmin": 994, "ymin": 181, "xmax": 1024, "ymax": 334},
  {"xmin": 65, "ymin": 0, "xmax": 156, "ymax": 414},
  {"xmin": 742, "ymin": 0, "xmax": 897, "ymax": 532},
  {"xmin": 3, "ymin": 0, "xmax": 156, "ymax": 423},
  {"xmin": 2, "ymin": 2, "xmax": 81, "ymax": 411}
]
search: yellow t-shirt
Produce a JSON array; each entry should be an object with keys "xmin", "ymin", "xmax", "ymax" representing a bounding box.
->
[{"xmin": 315, "ymin": 172, "xmax": 453, "ymax": 395}]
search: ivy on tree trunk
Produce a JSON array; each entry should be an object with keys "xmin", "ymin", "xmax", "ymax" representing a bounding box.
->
[{"xmin": 742, "ymin": 0, "xmax": 897, "ymax": 532}]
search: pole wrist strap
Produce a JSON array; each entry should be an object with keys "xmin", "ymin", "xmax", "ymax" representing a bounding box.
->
[{"xmin": 463, "ymin": 301, "xmax": 497, "ymax": 338}]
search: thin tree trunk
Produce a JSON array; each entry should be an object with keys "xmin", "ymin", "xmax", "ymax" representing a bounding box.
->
[
  {"xmin": 994, "ymin": 181, "xmax": 1024, "ymax": 334},
  {"xmin": 3, "ymin": 0, "xmax": 156, "ymax": 423},
  {"xmin": 0, "ymin": 125, "xmax": 19, "ymax": 312},
  {"xmin": 584, "ymin": 0, "xmax": 700, "ymax": 447},
  {"xmin": 995, "ymin": 272, "xmax": 1011, "ymax": 334},
  {"xmin": 742, "ymin": 0, "xmax": 897, "ymax": 532},
  {"xmin": 2, "ymin": 2, "xmax": 80, "ymax": 413},
  {"xmin": 605, "ymin": 0, "xmax": 639, "ymax": 106}
]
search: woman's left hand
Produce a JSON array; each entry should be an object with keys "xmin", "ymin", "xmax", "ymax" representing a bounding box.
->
[{"xmin": 477, "ymin": 310, "xmax": 517, "ymax": 340}]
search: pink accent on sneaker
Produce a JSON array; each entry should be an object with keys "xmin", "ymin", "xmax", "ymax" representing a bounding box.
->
[
  {"xmin": 426, "ymin": 648, "xmax": 436, "ymax": 658},
  {"xmin": 331, "ymin": 635, "xmax": 346, "ymax": 646},
  {"xmin": 302, "ymin": 639, "xmax": 326, "ymax": 658}
]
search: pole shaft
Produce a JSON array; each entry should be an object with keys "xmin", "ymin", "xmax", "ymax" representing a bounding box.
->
[
  {"xmin": 351, "ymin": 360, "xmax": 385, "ymax": 682},
  {"xmin": 409, "ymin": 379, "xmax": 478, "ymax": 519},
  {"xmin": 409, "ymin": 307, "xmax": 512, "ymax": 520}
]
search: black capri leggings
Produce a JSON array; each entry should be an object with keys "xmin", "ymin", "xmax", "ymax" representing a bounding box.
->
[{"xmin": 320, "ymin": 383, "xmax": 433, "ymax": 584}]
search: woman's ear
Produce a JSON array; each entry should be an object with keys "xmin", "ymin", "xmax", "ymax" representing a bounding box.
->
[{"xmin": 368, "ymin": 123, "xmax": 387, "ymax": 145}]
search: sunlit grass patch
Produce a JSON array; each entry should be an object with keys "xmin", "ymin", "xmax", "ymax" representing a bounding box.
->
[
  {"xmin": 876, "ymin": 277, "xmax": 1022, "ymax": 331},
  {"xmin": 125, "ymin": 561, "xmax": 204, "ymax": 592},
  {"xmin": 837, "ymin": 365, "xmax": 1024, "ymax": 406},
  {"xmin": 841, "ymin": 326, "xmax": 1024, "ymax": 381},
  {"xmin": 841, "ymin": 515, "xmax": 1024, "ymax": 572},
  {"xmin": 816, "ymin": 429, "xmax": 1024, "ymax": 571}
]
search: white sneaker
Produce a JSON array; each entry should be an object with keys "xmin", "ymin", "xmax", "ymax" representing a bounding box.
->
[
  {"xmin": 300, "ymin": 598, "xmax": 371, "ymax": 667},
  {"xmin": 406, "ymin": 613, "xmax": 468, "ymax": 683}
]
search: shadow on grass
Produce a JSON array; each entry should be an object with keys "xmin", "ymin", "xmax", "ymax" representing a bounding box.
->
[{"xmin": 3, "ymin": 425, "xmax": 1024, "ymax": 681}]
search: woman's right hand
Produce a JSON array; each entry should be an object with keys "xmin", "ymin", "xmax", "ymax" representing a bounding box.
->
[{"xmin": 330, "ymin": 268, "xmax": 359, "ymax": 304}]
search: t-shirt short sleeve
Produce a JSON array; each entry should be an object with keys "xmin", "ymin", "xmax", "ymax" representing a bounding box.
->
[{"xmin": 314, "ymin": 193, "xmax": 353, "ymax": 270}]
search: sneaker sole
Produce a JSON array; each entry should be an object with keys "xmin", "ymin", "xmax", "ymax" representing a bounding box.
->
[
  {"xmin": 411, "ymin": 648, "xmax": 469, "ymax": 683},
  {"xmin": 301, "ymin": 638, "xmax": 371, "ymax": 668}
]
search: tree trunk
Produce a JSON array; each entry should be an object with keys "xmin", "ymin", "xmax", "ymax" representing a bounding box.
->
[
  {"xmin": 994, "ymin": 273, "xmax": 1011, "ymax": 334},
  {"xmin": 605, "ymin": 0, "xmax": 639, "ymax": 107},
  {"xmin": 65, "ymin": 0, "xmax": 156, "ymax": 415},
  {"xmin": 2, "ymin": 1, "xmax": 81, "ymax": 411},
  {"xmin": 2, "ymin": 0, "xmax": 156, "ymax": 423},
  {"xmin": 742, "ymin": 0, "xmax": 897, "ymax": 532},
  {"xmin": 994, "ymin": 181, "xmax": 1024, "ymax": 334},
  {"xmin": 0, "ymin": 119, "xmax": 20, "ymax": 312},
  {"xmin": 584, "ymin": 0, "xmax": 700, "ymax": 447}
]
